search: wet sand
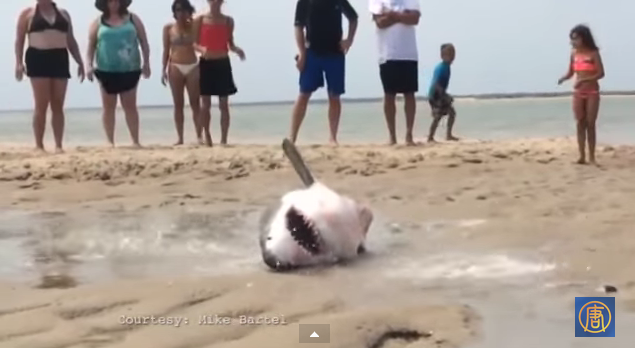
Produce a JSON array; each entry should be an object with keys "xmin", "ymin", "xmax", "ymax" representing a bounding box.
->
[{"xmin": 1, "ymin": 138, "xmax": 635, "ymax": 347}]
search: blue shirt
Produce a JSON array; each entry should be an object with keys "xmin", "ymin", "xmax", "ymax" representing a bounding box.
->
[{"xmin": 428, "ymin": 62, "xmax": 451, "ymax": 97}]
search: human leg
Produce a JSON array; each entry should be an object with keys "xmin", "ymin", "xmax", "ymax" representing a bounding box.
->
[
  {"xmin": 218, "ymin": 96, "xmax": 230, "ymax": 145},
  {"xmin": 29, "ymin": 78, "xmax": 51, "ymax": 151},
  {"xmin": 168, "ymin": 65, "xmax": 186, "ymax": 145},
  {"xmin": 212, "ymin": 58, "xmax": 237, "ymax": 145},
  {"xmin": 119, "ymin": 87, "xmax": 141, "ymax": 147},
  {"xmin": 585, "ymin": 93, "xmax": 600, "ymax": 164},
  {"xmin": 403, "ymin": 93, "xmax": 416, "ymax": 145},
  {"xmin": 25, "ymin": 48, "xmax": 70, "ymax": 152},
  {"xmin": 291, "ymin": 49, "xmax": 322, "ymax": 143},
  {"xmin": 290, "ymin": 93, "xmax": 312, "ymax": 143},
  {"xmin": 379, "ymin": 62, "xmax": 397, "ymax": 144},
  {"xmin": 198, "ymin": 59, "xmax": 216, "ymax": 146},
  {"xmin": 49, "ymin": 78, "xmax": 69, "ymax": 152},
  {"xmin": 446, "ymin": 105, "xmax": 459, "ymax": 141},
  {"xmin": 184, "ymin": 66, "xmax": 202, "ymax": 143},
  {"xmin": 323, "ymin": 53, "xmax": 345, "ymax": 144},
  {"xmin": 383, "ymin": 93, "xmax": 397, "ymax": 145},
  {"xmin": 398, "ymin": 61, "xmax": 419, "ymax": 145},
  {"xmin": 427, "ymin": 99, "xmax": 445, "ymax": 142},
  {"xmin": 572, "ymin": 94, "xmax": 587, "ymax": 164},
  {"xmin": 99, "ymin": 87, "xmax": 118, "ymax": 146},
  {"xmin": 200, "ymin": 96, "xmax": 212, "ymax": 146}
]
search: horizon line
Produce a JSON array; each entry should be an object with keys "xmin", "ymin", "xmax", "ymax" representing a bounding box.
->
[{"xmin": 3, "ymin": 90, "xmax": 635, "ymax": 112}]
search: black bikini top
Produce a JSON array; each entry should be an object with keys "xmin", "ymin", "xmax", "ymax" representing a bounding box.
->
[{"xmin": 28, "ymin": 3, "xmax": 69, "ymax": 33}]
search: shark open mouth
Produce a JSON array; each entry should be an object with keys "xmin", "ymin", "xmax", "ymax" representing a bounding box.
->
[{"xmin": 285, "ymin": 207, "xmax": 322, "ymax": 255}]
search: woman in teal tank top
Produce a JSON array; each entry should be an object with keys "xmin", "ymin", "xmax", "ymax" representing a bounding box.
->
[{"xmin": 86, "ymin": 0, "xmax": 151, "ymax": 147}]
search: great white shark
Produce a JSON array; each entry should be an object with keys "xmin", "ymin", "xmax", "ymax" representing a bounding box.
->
[{"xmin": 259, "ymin": 139, "xmax": 373, "ymax": 271}]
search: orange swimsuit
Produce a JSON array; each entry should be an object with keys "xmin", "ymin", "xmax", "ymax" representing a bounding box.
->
[{"xmin": 572, "ymin": 53, "xmax": 599, "ymax": 97}]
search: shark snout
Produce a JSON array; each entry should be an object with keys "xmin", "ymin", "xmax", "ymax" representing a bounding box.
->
[{"xmin": 261, "ymin": 249, "xmax": 298, "ymax": 271}]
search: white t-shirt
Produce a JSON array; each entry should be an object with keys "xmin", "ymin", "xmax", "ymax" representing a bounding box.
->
[{"xmin": 369, "ymin": 0, "xmax": 419, "ymax": 64}]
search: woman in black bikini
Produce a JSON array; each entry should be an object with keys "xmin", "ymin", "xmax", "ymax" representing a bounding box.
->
[{"xmin": 14, "ymin": 0, "xmax": 84, "ymax": 153}]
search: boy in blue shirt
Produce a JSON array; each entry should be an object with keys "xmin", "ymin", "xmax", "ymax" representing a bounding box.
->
[{"xmin": 427, "ymin": 43, "xmax": 458, "ymax": 142}]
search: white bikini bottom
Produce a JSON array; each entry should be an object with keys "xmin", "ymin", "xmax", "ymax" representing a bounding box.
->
[{"xmin": 171, "ymin": 62, "xmax": 198, "ymax": 76}]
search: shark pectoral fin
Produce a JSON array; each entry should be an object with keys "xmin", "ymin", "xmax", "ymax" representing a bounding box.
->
[
  {"xmin": 358, "ymin": 205, "xmax": 373, "ymax": 236},
  {"xmin": 258, "ymin": 204, "xmax": 279, "ymax": 250}
]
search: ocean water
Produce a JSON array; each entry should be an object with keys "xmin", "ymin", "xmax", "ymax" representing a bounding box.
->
[{"xmin": 0, "ymin": 96, "xmax": 634, "ymax": 146}]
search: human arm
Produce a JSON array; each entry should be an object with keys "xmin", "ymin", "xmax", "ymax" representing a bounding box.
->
[
  {"xmin": 85, "ymin": 18, "xmax": 99, "ymax": 80},
  {"xmin": 557, "ymin": 52, "xmax": 574, "ymax": 84},
  {"xmin": 340, "ymin": 0, "xmax": 358, "ymax": 50},
  {"xmin": 293, "ymin": 0, "xmax": 308, "ymax": 56},
  {"xmin": 130, "ymin": 13, "xmax": 150, "ymax": 71},
  {"xmin": 60, "ymin": 9, "xmax": 84, "ymax": 80},
  {"xmin": 293, "ymin": 0, "xmax": 308, "ymax": 70},
  {"xmin": 227, "ymin": 16, "xmax": 245, "ymax": 60},
  {"xmin": 392, "ymin": 0, "xmax": 420, "ymax": 25},
  {"xmin": 161, "ymin": 24, "xmax": 171, "ymax": 85},
  {"xmin": 393, "ymin": 9, "xmax": 420, "ymax": 25},
  {"xmin": 191, "ymin": 15, "xmax": 207, "ymax": 56},
  {"xmin": 14, "ymin": 8, "xmax": 30, "ymax": 80},
  {"xmin": 372, "ymin": 13, "xmax": 398, "ymax": 29}
]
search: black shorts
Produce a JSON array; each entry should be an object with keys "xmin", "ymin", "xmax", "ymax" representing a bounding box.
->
[
  {"xmin": 94, "ymin": 70, "xmax": 141, "ymax": 95},
  {"xmin": 199, "ymin": 57, "xmax": 237, "ymax": 97},
  {"xmin": 429, "ymin": 93, "xmax": 455, "ymax": 117},
  {"xmin": 379, "ymin": 60, "xmax": 418, "ymax": 94},
  {"xmin": 25, "ymin": 47, "xmax": 70, "ymax": 79}
]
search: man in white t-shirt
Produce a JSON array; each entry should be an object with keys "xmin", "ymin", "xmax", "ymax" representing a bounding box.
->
[{"xmin": 369, "ymin": 0, "xmax": 420, "ymax": 145}]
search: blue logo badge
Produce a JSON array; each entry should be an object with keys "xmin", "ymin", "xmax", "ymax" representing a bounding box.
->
[{"xmin": 575, "ymin": 297, "xmax": 615, "ymax": 337}]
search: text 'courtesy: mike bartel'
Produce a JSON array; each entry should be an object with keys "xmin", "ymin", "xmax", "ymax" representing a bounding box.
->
[{"xmin": 119, "ymin": 314, "xmax": 289, "ymax": 327}]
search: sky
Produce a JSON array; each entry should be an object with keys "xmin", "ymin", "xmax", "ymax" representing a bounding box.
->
[{"xmin": 1, "ymin": 0, "xmax": 634, "ymax": 110}]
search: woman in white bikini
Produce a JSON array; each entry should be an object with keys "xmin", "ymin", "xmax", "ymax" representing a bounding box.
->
[{"xmin": 162, "ymin": 0, "xmax": 201, "ymax": 145}]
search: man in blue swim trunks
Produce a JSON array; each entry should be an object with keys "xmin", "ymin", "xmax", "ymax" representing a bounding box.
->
[
  {"xmin": 427, "ymin": 43, "xmax": 459, "ymax": 142},
  {"xmin": 289, "ymin": 0, "xmax": 358, "ymax": 145}
]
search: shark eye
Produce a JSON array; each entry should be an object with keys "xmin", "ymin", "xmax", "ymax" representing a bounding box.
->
[{"xmin": 285, "ymin": 207, "xmax": 320, "ymax": 255}]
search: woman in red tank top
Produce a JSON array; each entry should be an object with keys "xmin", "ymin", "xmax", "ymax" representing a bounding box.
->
[{"xmin": 193, "ymin": 0, "xmax": 245, "ymax": 147}]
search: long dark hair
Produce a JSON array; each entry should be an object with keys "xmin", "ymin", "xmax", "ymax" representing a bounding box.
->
[
  {"xmin": 94, "ymin": 0, "xmax": 131, "ymax": 17},
  {"xmin": 570, "ymin": 24, "xmax": 599, "ymax": 51},
  {"xmin": 172, "ymin": 0, "xmax": 195, "ymax": 19}
]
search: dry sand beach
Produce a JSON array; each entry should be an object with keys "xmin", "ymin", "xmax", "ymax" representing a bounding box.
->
[{"xmin": 1, "ymin": 138, "xmax": 635, "ymax": 347}]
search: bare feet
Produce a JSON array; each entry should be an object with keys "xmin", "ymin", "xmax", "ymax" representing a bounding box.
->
[
  {"xmin": 328, "ymin": 138, "xmax": 338, "ymax": 146},
  {"xmin": 427, "ymin": 137, "xmax": 437, "ymax": 143},
  {"xmin": 446, "ymin": 135, "xmax": 460, "ymax": 141},
  {"xmin": 173, "ymin": 140, "xmax": 184, "ymax": 146},
  {"xmin": 54, "ymin": 147, "xmax": 64, "ymax": 154},
  {"xmin": 204, "ymin": 132, "xmax": 213, "ymax": 147},
  {"xmin": 575, "ymin": 158, "xmax": 586, "ymax": 165},
  {"xmin": 405, "ymin": 134, "xmax": 415, "ymax": 146},
  {"xmin": 131, "ymin": 143, "xmax": 142, "ymax": 149},
  {"xmin": 34, "ymin": 146, "xmax": 46, "ymax": 154}
]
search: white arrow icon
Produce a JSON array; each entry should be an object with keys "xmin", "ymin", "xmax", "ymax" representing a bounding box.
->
[{"xmin": 310, "ymin": 332, "xmax": 319, "ymax": 338}]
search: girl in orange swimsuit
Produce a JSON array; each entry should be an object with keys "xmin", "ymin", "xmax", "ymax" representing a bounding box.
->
[{"xmin": 557, "ymin": 24, "xmax": 605, "ymax": 165}]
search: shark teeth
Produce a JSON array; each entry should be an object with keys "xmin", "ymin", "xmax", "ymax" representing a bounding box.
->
[{"xmin": 286, "ymin": 207, "xmax": 321, "ymax": 255}]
